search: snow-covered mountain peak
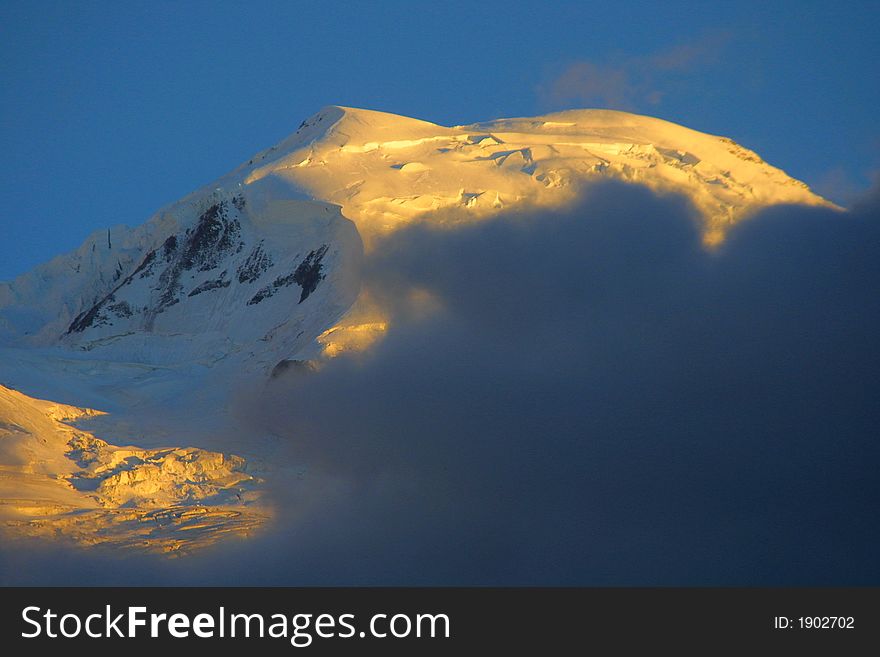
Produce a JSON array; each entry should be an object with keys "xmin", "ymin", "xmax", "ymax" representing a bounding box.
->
[
  {"xmin": 1, "ymin": 106, "xmax": 832, "ymax": 371},
  {"xmin": 0, "ymin": 106, "xmax": 840, "ymax": 556},
  {"xmin": 243, "ymin": 106, "xmax": 832, "ymax": 248}
]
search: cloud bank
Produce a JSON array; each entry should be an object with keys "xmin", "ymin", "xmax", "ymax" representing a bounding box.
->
[
  {"xmin": 2, "ymin": 181, "xmax": 878, "ymax": 585},
  {"xmin": 538, "ymin": 32, "xmax": 731, "ymax": 111}
]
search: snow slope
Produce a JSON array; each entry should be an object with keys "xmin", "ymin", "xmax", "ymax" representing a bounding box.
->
[
  {"xmin": 0, "ymin": 384, "xmax": 266, "ymax": 553},
  {"xmin": 0, "ymin": 190, "xmax": 362, "ymax": 371}
]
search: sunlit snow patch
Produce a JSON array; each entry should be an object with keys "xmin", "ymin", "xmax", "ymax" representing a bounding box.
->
[{"xmin": 0, "ymin": 385, "xmax": 268, "ymax": 555}]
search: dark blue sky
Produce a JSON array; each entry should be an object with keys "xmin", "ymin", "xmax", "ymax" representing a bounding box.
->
[{"xmin": 1, "ymin": 1, "xmax": 878, "ymax": 280}]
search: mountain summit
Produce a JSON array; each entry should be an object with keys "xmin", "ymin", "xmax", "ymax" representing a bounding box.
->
[
  {"xmin": 244, "ymin": 105, "xmax": 830, "ymax": 242},
  {"xmin": 0, "ymin": 106, "xmax": 831, "ymax": 371}
]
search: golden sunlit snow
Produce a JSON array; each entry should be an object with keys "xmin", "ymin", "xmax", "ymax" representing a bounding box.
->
[
  {"xmin": 245, "ymin": 107, "xmax": 833, "ymax": 248},
  {"xmin": 0, "ymin": 385, "xmax": 268, "ymax": 554}
]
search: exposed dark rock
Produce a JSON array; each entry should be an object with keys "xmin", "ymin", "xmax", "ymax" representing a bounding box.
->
[
  {"xmin": 68, "ymin": 304, "xmax": 105, "ymax": 334},
  {"xmin": 188, "ymin": 278, "xmax": 232, "ymax": 297},
  {"xmin": 246, "ymin": 244, "xmax": 329, "ymax": 305},
  {"xmin": 292, "ymin": 245, "xmax": 329, "ymax": 302},
  {"xmin": 162, "ymin": 235, "xmax": 178, "ymax": 261},
  {"xmin": 153, "ymin": 262, "xmax": 183, "ymax": 316},
  {"xmin": 68, "ymin": 294, "xmax": 117, "ymax": 333},
  {"xmin": 107, "ymin": 301, "xmax": 133, "ymax": 318},
  {"xmin": 149, "ymin": 201, "xmax": 244, "ymax": 318},
  {"xmin": 67, "ymin": 245, "xmax": 161, "ymax": 333},
  {"xmin": 246, "ymin": 285, "xmax": 272, "ymax": 306},
  {"xmin": 65, "ymin": 198, "xmax": 328, "ymax": 337},
  {"xmin": 180, "ymin": 201, "xmax": 242, "ymax": 272},
  {"xmin": 237, "ymin": 242, "xmax": 273, "ymax": 284},
  {"xmin": 131, "ymin": 249, "xmax": 157, "ymax": 280}
]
